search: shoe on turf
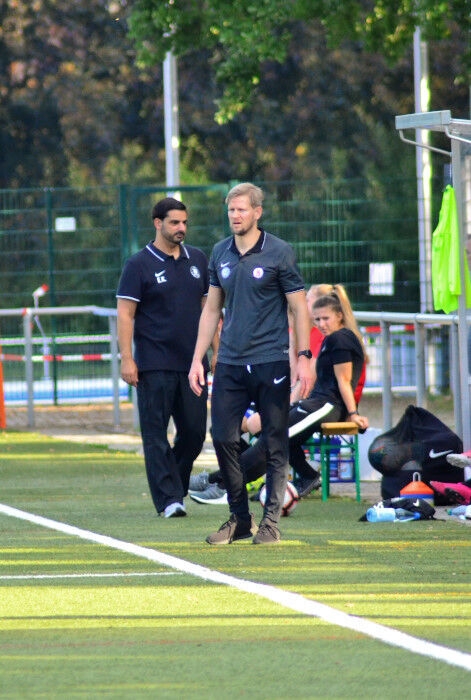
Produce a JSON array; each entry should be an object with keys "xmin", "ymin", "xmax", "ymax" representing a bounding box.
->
[
  {"xmin": 252, "ymin": 519, "xmax": 280, "ymax": 545},
  {"xmin": 446, "ymin": 453, "xmax": 471, "ymax": 468},
  {"xmin": 296, "ymin": 471, "xmax": 321, "ymax": 498},
  {"xmin": 188, "ymin": 471, "xmax": 210, "ymax": 494},
  {"xmin": 246, "ymin": 476, "xmax": 265, "ymax": 496},
  {"xmin": 206, "ymin": 513, "xmax": 258, "ymax": 545},
  {"xmin": 163, "ymin": 502, "xmax": 187, "ymax": 518},
  {"xmin": 190, "ymin": 483, "xmax": 228, "ymax": 505},
  {"xmin": 430, "ymin": 481, "xmax": 471, "ymax": 505}
]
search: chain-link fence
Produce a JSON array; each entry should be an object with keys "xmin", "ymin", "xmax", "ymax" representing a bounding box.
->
[{"xmin": 0, "ymin": 177, "xmax": 444, "ymax": 323}]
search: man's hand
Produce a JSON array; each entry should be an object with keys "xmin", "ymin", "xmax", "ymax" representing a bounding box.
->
[
  {"xmin": 188, "ymin": 359, "xmax": 205, "ymax": 396},
  {"xmin": 296, "ymin": 355, "xmax": 314, "ymax": 399},
  {"xmin": 120, "ymin": 357, "xmax": 139, "ymax": 387}
]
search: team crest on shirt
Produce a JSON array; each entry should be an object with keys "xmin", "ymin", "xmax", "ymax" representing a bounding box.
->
[
  {"xmin": 190, "ymin": 266, "xmax": 201, "ymax": 279},
  {"xmin": 221, "ymin": 266, "xmax": 231, "ymax": 279},
  {"xmin": 253, "ymin": 267, "xmax": 264, "ymax": 279}
]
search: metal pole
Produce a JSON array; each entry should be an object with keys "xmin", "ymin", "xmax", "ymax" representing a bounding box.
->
[
  {"xmin": 380, "ymin": 321, "xmax": 392, "ymax": 429},
  {"xmin": 413, "ymin": 28, "xmax": 433, "ymax": 312},
  {"xmin": 23, "ymin": 310, "xmax": 35, "ymax": 428},
  {"xmin": 414, "ymin": 321, "xmax": 426, "ymax": 406},
  {"xmin": 452, "ymin": 137, "xmax": 471, "ymax": 449},
  {"xmin": 109, "ymin": 314, "xmax": 121, "ymax": 429},
  {"xmin": 163, "ymin": 51, "xmax": 180, "ymax": 188}
]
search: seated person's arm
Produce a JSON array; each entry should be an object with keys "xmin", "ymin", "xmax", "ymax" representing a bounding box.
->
[{"xmin": 334, "ymin": 362, "xmax": 369, "ymax": 431}]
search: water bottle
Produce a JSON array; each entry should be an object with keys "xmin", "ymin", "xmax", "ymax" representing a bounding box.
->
[
  {"xmin": 329, "ymin": 437, "xmax": 341, "ymax": 480},
  {"xmin": 338, "ymin": 447, "xmax": 354, "ymax": 480},
  {"xmin": 447, "ymin": 505, "xmax": 468, "ymax": 517},
  {"xmin": 394, "ymin": 508, "xmax": 421, "ymax": 521},
  {"xmin": 366, "ymin": 505, "xmax": 396, "ymax": 522}
]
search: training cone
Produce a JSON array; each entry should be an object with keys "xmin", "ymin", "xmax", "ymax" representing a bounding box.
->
[{"xmin": 400, "ymin": 471, "xmax": 434, "ymax": 504}]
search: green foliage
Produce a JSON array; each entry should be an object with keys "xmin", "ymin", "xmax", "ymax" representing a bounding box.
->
[{"xmin": 129, "ymin": 0, "xmax": 471, "ymax": 122}]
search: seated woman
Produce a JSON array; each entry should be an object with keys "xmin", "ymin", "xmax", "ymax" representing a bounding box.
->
[{"xmin": 239, "ymin": 284, "xmax": 369, "ymax": 497}]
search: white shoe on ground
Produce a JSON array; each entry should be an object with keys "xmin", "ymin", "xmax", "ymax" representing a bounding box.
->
[{"xmin": 164, "ymin": 502, "xmax": 187, "ymax": 518}]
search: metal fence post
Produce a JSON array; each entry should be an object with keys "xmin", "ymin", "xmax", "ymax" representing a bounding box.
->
[
  {"xmin": 108, "ymin": 313, "xmax": 121, "ymax": 428},
  {"xmin": 414, "ymin": 321, "xmax": 426, "ymax": 406},
  {"xmin": 23, "ymin": 310, "xmax": 35, "ymax": 427},
  {"xmin": 380, "ymin": 320, "xmax": 392, "ymax": 430}
]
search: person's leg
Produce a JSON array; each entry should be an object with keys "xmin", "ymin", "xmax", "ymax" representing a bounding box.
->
[
  {"xmin": 239, "ymin": 435, "xmax": 269, "ymax": 484},
  {"xmin": 211, "ymin": 363, "xmax": 251, "ymax": 520},
  {"xmin": 288, "ymin": 400, "xmax": 340, "ymax": 477},
  {"xmin": 172, "ymin": 372, "xmax": 208, "ymax": 495},
  {"xmin": 254, "ymin": 361, "xmax": 291, "ymax": 525},
  {"xmin": 137, "ymin": 370, "xmax": 184, "ymax": 514}
]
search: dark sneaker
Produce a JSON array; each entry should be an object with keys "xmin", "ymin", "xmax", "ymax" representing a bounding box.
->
[
  {"xmin": 296, "ymin": 472, "xmax": 321, "ymax": 498},
  {"xmin": 252, "ymin": 519, "xmax": 280, "ymax": 545},
  {"xmin": 190, "ymin": 484, "xmax": 228, "ymax": 505},
  {"xmin": 206, "ymin": 513, "xmax": 258, "ymax": 545},
  {"xmin": 188, "ymin": 471, "xmax": 210, "ymax": 494}
]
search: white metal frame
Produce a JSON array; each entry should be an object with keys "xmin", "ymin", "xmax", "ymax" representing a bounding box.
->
[{"xmin": 395, "ymin": 110, "xmax": 471, "ymax": 448}]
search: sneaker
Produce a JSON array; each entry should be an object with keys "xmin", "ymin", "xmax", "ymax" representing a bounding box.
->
[
  {"xmin": 252, "ymin": 519, "xmax": 280, "ymax": 545},
  {"xmin": 246, "ymin": 476, "xmax": 265, "ymax": 496},
  {"xmin": 295, "ymin": 472, "xmax": 321, "ymax": 498},
  {"xmin": 446, "ymin": 453, "xmax": 471, "ymax": 468},
  {"xmin": 188, "ymin": 471, "xmax": 210, "ymax": 494},
  {"xmin": 163, "ymin": 502, "xmax": 187, "ymax": 518},
  {"xmin": 190, "ymin": 483, "xmax": 228, "ymax": 505},
  {"xmin": 206, "ymin": 513, "xmax": 258, "ymax": 545},
  {"xmin": 430, "ymin": 481, "xmax": 471, "ymax": 505}
]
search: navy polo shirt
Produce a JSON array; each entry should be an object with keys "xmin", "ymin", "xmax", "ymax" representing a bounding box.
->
[
  {"xmin": 117, "ymin": 241, "xmax": 209, "ymax": 372},
  {"xmin": 210, "ymin": 228, "xmax": 305, "ymax": 365}
]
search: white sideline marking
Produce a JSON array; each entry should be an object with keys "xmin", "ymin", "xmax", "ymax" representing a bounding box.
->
[
  {"xmin": 1, "ymin": 502, "xmax": 470, "ymax": 672},
  {"xmin": 0, "ymin": 572, "xmax": 179, "ymax": 581}
]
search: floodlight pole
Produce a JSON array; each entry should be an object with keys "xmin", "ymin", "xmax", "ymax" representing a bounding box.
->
[
  {"xmin": 413, "ymin": 28, "xmax": 432, "ymax": 313},
  {"xmin": 163, "ymin": 51, "xmax": 180, "ymax": 189}
]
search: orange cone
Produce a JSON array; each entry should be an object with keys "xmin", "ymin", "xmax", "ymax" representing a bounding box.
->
[{"xmin": 400, "ymin": 471, "xmax": 434, "ymax": 504}]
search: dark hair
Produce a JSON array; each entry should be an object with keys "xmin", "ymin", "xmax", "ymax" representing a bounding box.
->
[{"xmin": 152, "ymin": 197, "xmax": 186, "ymax": 221}]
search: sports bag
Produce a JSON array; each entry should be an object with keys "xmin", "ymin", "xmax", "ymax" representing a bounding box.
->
[{"xmin": 368, "ymin": 405, "xmax": 462, "ymax": 476}]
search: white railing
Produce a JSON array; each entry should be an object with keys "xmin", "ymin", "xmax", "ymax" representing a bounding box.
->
[{"xmin": 0, "ymin": 306, "xmax": 468, "ymax": 440}]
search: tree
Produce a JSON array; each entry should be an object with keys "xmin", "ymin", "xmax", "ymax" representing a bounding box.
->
[
  {"xmin": 129, "ymin": 0, "xmax": 471, "ymax": 123},
  {"xmin": 0, "ymin": 0, "xmax": 164, "ymax": 188}
]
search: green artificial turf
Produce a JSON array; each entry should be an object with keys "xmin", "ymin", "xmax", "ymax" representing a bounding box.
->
[{"xmin": 0, "ymin": 431, "xmax": 470, "ymax": 698}]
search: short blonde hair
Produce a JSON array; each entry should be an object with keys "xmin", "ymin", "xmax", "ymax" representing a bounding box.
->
[{"xmin": 225, "ymin": 182, "xmax": 264, "ymax": 208}]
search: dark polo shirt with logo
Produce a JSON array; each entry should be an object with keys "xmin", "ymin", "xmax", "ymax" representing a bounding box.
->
[
  {"xmin": 209, "ymin": 228, "xmax": 304, "ymax": 365},
  {"xmin": 116, "ymin": 241, "xmax": 209, "ymax": 372}
]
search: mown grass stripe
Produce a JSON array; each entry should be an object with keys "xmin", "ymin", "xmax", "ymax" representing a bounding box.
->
[{"xmin": 1, "ymin": 501, "xmax": 470, "ymax": 672}]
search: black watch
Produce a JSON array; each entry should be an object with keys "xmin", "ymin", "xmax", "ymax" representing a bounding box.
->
[{"xmin": 297, "ymin": 349, "xmax": 313, "ymax": 359}]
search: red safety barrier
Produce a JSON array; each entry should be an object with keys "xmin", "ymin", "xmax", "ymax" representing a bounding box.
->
[{"xmin": 0, "ymin": 353, "xmax": 113, "ymax": 363}]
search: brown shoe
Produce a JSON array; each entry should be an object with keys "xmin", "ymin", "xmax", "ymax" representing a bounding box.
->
[
  {"xmin": 252, "ymin": 519, "xmax": 280, "ymax": 545},
  {"xmin": 206, "ymin": 513, "xmax": 258, "ymax": 545}
]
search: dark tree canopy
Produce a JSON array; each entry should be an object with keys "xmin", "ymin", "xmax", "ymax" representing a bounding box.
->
[{"xmin": 129, "ymin": 0, "xmax": 470, "ymax": 122}]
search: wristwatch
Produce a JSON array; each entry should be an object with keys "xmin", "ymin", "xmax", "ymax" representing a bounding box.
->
[{"xmin": 297, "ymin": 349, "xmax": 313, "ymax": 359}]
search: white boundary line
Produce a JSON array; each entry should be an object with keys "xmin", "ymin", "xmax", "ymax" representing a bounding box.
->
[
  {"xmin": 1, "ymin": 502, "xmax": 470, "ymax": 672},
  {"xmin": 0, "ymin": 572, "xmax": 179, "ymax": 581}
]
